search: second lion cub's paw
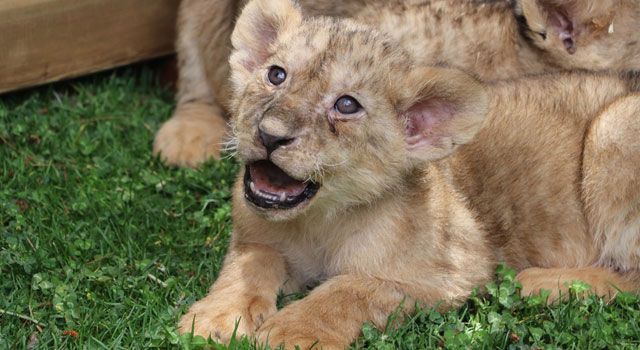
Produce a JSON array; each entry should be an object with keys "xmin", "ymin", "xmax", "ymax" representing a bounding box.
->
[
  {"xmin": 517, "ymin": 267, "xmax": 631, "ymax": 302},
  {"xmin": 178, "ymin": 294, "xmax": 276, "ymax": 343},
  {"xmin": 153, "ymin": 103, "xmax": 229, "ymax": 168}
]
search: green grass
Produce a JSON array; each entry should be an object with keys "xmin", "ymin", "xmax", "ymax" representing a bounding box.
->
[{"xmin": 1, "ymin": 67, "xmax": 639, "ymax": 349}]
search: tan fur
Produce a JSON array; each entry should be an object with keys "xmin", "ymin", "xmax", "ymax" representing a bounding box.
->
[
  {"xmin": 517, "ymin": 267, "xmax": 638, "ymax": 301},
  {"xmin": 154, "ymin": 0, "xmax": 640, "ymax": 167},
  {"xmin": 178, "ymin": 1, "xmax": 640, "ymax": 348},
  {"xmin": 583, "ymin": 94, "xmax": 640, "ymax": 270},
  {"xmin": 515, "ymin": 0, "xmax": 640, "ymax": 70}
]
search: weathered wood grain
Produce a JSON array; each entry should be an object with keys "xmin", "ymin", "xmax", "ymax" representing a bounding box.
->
[{"xmin": 0, "ymin": 0, "xmax": 180, "ymax": 93}]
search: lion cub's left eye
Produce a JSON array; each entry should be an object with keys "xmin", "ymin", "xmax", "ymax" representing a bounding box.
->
[
  {"xmin": 267, "ymin": 66, "xmax": 287, "ymax": 85},
  {"xmin": 334, "ymin": 95, "xmax": 362, "ymax": 114}
]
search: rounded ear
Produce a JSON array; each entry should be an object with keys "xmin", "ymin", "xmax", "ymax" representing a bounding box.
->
[
  {"xmin": 514, "ymin": 0, "xmax": 618, "ymax": 55},
  {"xmin": 396, "ymin": 67, "xmax": 488, "ymax": 162},
  {"xmin": 230, "ymin": 0, "xmax": 302, "ymax": 75}
]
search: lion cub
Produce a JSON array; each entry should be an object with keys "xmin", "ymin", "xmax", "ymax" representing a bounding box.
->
[
  {"xmin": 179, "ymin": 0, "xmax": 640, "ymax": 348},
  {"xmin": 154, "ymin": 0, "xmax": 640, "ymax": 167}
]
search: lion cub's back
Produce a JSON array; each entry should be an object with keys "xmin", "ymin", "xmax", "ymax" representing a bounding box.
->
[
  {"xmin": 359, "ymin": 0, "xmax": 543, "ymax": 80},
  {"xmin": 451, "ymin": 73, "xmax": 633, "ymax": 269}
]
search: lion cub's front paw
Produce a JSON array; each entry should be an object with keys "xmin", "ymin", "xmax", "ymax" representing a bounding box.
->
[
  {"xmin": 178, "ymin": 295, "xmax": 276, "ymax": 344},
  {"xmin": 256, "ymin": 308, "xmax": 345, "ymax": 350},
  {"xmin": 153, "ymin": 103, "xmax": 229, "ymax": 168}
]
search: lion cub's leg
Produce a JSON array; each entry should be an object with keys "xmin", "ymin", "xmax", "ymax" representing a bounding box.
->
[
  {"xmin": 178, "ymin": 243, "xmax": 286, "ymax": 343},
  {"xmin": 154, "ymin": 102, "xmax": 229, "ymax": 167},
  {"xmin": 153, "ymin": 0, "xmax": 234, "ymax": 167},
  {"xmin": 255, "ymin": 275, "xmax": 415, "ymax": 350},
  {"xmin": 517, "ymin": 267, "xmax": 637, "ymax": 302},
  {"xmin": 519, "ymin": 95, "xmax": 640, "ymax": 302},
  {"xmin": 582, "ymin": 94, "xmax": 640, "ymax": 271}
]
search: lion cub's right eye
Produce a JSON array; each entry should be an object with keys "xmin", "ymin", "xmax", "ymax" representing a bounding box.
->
[
  {"xmin": 267, "ymin": 66, "xmax": 287, "ymax": 86},
  {"xmin": 334, "ymin": 95, "xmax": 362, "ymax": 114}
]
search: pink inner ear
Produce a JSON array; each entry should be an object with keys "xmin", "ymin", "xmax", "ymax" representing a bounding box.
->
[
  {"xmin": 547, "ymin": 7, "xmax": 576, "ymax": 54},
  {"xmin": 404, "ymin": 99, "xmax": 455, "ymax": 150}
]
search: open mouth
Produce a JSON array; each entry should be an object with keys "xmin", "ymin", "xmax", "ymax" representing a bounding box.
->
[{"xmin": 244, "ymin": 160, "xmax": 320, "ymax": 210}]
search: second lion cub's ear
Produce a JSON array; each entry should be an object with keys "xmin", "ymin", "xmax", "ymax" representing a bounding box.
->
[
  {"xmin": 396, "ymin": 68, "xmax": 488, "ymax": 162},
  {"xmin": 514, "ymin": 0, "xmax": 618, "ymax": 54},
  {"xmin": 230, "ymin": 0, "xmax": 302, "ymax": 75}
]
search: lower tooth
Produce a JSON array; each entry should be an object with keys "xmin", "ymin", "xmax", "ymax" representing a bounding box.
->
[
  {"xmin": 279, "ymin": 192, "xmax": 286, "ymax": 202},
  {"xmin": 249, "ymin": 181, "xmax": 256, "ymax": 193},
  {"xmin": 259, "ymin": 191, "xmax": 277, "ymax": 201}
]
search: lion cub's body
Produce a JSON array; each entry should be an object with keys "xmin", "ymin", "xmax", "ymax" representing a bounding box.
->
[
  {"xmin": 454, "ymin": 73, "xmax": 639, "ymax": 271},
  {"xmin": 154, "ymin": 0, "xmax": 640, "ymax": 167},
  {"xmin": 178, "ymin": 1, "xmax": 640, "ymax": 348}
]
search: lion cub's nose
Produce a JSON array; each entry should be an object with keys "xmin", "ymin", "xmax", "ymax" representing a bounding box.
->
[{"xmin": 258, "ymin": 120, "xmax": 295, "ymax": 155}]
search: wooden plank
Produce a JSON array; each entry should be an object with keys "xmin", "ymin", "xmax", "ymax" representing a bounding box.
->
[{"xmin": 0, "ymin": 0, "xmax": 180, "ymax": 93}]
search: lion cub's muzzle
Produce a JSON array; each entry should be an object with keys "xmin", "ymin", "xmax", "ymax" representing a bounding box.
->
[{"xmin": 244, "ymin": 160, "xmax": 320, "ymax": 210}]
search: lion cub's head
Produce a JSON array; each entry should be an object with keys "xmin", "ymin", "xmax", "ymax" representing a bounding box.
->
[{"xmin": 228, "ymin": 0, "xmax": 488, "ymax": 221}]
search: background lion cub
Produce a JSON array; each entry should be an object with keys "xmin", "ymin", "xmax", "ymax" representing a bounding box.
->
[
  {"xmin": 179, "ymin": 0, "xmax": 640, "ymax": 348},
  {"xmin": 154, "ymin": 0, "xmax": 640, "ymax": 167}
]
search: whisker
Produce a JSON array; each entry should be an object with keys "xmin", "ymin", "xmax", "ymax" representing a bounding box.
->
[
  {"xmin": 322, "ymin": 158, "xmax": 348, "ymax": 168},
  {"xmin": 220, "ymin": 136, "xmax": 239, "ymax": 159},
  {"xmin": 220, "ymin": 120, "xmax": 240, "ymax": 159}
]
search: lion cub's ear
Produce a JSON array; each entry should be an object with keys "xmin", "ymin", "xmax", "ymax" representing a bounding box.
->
[
  {"xmin": 397, "ymin": 68, "xmax": 488, "ymax": 162},
  {"xmin": 515, "ymin": 0, "xmax": 618, "ymax": 54},
  {"xmin": 230, "ymin": 0, "xmax": 302, "ymax": 75}
]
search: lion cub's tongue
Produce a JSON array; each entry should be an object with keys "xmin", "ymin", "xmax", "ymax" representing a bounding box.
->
[{"xmin": 249, "ymin": 160, "xmax": 306, "ymax": 197}]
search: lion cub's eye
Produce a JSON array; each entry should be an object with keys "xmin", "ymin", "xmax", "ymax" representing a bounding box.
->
[
  {"xmin": 267, "ymin": 66, "xmax": 287, "ymax": 85},
  {"xmin": 334, "ymin": 95, "xmax": 362, "ymax": 114}
]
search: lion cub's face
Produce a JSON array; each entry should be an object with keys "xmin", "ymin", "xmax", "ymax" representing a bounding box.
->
[{"xmin": 229, "ymin": 0, "xmax": 488, "ymax": 221}]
